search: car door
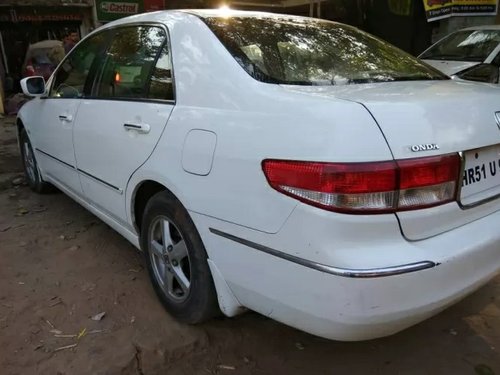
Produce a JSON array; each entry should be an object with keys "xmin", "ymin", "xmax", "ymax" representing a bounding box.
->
[
  {"xmin": 33, "ymin": 32, "xmax": 110, "ymax": 195},
  {"xmin": 73, "ymin": 25, "xmax": 174, "ymax": 224}
]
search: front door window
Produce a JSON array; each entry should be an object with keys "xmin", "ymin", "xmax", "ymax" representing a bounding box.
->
[{"xmin": 50, "ymin": 32, "xmax": 110, "ymax": 98}]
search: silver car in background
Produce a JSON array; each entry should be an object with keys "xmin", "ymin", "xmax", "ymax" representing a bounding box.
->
[{"xmin": 420, "ymin": 25, "xmax": 500, "ymax": 84}]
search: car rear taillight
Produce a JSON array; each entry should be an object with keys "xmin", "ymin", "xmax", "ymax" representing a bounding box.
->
[{"xmin": 262, "ymin": 154, "xmax": 460, "ymax": 214}]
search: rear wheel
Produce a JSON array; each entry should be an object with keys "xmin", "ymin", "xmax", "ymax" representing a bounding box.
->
[
  {"xmin": 140, "ymin": 191, "xmax": 219, "ymax": 323},
  {"xmin": 19, "ymin": 128, "xmax": 53, "ymax": 193}
]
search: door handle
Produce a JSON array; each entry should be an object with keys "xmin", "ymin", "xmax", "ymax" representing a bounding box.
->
[
  {"xmin": 123, "ymin": 123, "xmax": 150, "ymax": 134},
  {"xmin": 59, "ymin": 114, "xmax": 73, "ymax": 122}
]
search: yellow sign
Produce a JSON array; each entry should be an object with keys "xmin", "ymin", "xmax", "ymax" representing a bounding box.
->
[{"xmin": 423, "ymin": 0, "xmax": 498, "ymax": 21}]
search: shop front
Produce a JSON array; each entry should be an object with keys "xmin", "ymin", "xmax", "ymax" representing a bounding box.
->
[{"xmin": 0, "ymin": 0, "xmax": 93, "ymax": 95}]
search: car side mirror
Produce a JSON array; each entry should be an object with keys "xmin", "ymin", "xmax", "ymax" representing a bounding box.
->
[
  {"xmin": 20, "ymin": 76, "xmax": 46, "ymax": 97},
  {"xmin": 456, "ymin": 63, "xmax": 499, "ymax": 84}
]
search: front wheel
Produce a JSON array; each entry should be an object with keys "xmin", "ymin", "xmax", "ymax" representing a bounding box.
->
[
  {"xmin": 140, "ymin": 191, "xmax": 220, "ymax": 323},
  {"xmin": 19, "ymin": 128, "xmax": 53, "ymax": 193}
]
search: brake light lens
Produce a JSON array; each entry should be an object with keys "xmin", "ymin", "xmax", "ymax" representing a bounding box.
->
[
  {"xmin": 262, "ymin": 154, "xmax": 460, "ymax": 214},
  {"xmin": 397, "ymin": 155, "xmax": 459, "ymax": 210}
]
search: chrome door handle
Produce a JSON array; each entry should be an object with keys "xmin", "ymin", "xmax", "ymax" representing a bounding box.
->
[
  {"xmin": 59, "ymin": 114, "xmax": 73, "ymax": 122},
  {"xmin": 123, "ymin": 123, "xmax": 150, "ymax": 134}
]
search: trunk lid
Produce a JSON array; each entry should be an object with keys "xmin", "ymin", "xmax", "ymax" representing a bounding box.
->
[{"xmin": 283, "ymin": 80, "xmax": 500, "ymax": 239}]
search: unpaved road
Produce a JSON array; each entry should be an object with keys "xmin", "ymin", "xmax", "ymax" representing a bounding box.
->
[{"xmin": 1, "ymin": 116, "xmax": 499, "ymax": 375}]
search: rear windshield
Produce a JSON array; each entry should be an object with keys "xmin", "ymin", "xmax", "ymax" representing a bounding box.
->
[
  {"xmin": 204, "ymin": 16, "xmax": 446, "ymax": 85},
  {"xmin": 420, "ymin": 29, "xmax": 500, "ymax": 62}
]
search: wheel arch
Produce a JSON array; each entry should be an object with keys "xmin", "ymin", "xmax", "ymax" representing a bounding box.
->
[
  {"xmin": 130, "ymin": 178, "xmax": 245, "ymax": 318},
  {"xmin": 131, "ymin": 179, "xmax": 170, "ymax": 234},
  {"xmin": 16, "ymin": 117, "xmax": 25, "ymax": 150}
]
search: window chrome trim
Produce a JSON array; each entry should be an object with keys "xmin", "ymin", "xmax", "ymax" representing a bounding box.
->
[
  {"xmin": 209, "ymin": 228, "xmax": 438, "ymax": 278},
  {"xmin": 79, "ymin": 96, "xmax": 175, "ymax": 105}
]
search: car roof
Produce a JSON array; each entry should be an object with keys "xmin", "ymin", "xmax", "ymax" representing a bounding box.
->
[
  {"xmin": 182, "ymin": 8, "xmax": 308, "ymax": 19},
  {"xmin": 97, "ymin": 8, "xmax": 319, "ymax": 31}
]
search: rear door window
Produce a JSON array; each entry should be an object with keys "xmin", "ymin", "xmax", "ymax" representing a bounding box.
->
[
  {"xmin": 93, "ymin": 26, "xmax": 167, "ymax": 100},
  {"xmin": 148, "ymin": 44, "xmax": 174, "ymax": 101}
]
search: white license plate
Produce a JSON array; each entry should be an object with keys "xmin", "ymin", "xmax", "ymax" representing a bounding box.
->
[{"xmin": 460, "ymin": 144, "xmax": 500, "ymax": 205}]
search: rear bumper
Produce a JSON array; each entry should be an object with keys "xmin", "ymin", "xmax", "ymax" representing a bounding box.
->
[
  {"xmin": 193, "ymin": 205, "xmax": 500, "ymax": 341},
  {"xmin": 210, "ymin": 228, "xmax": 438, "ymax": 278}
]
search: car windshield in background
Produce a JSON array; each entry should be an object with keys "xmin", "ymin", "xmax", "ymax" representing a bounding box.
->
[
  {"xmin": 420, "ymin": 29, "xmax": 500, "ymax": 62},
  {"xmin": 204, "ymin": 16, "xmax": 446, "ymax": 85}
]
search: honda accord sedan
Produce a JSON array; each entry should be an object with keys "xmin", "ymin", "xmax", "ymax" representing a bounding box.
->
[{"xmin": 17, "ymin": 9, "xmax": 500, "ymax": 341}]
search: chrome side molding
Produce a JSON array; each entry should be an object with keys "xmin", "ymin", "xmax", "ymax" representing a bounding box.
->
[{"xmin": 209, "ymin": 228, "xmax": 438, "ymax": 278}]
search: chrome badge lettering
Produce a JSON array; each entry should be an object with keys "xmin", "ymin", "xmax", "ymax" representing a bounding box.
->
[{"xmin": 410, "ymin": 144, "xmax": 440, "ymax": 152}]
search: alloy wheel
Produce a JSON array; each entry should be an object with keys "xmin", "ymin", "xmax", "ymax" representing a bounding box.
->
[
  {"xmin": 23, "ymin": 140, "xmax": 37, "ymax": 183},
  {"xmin": 149, "ymin": 216, "xmax": 191, "ymax": 302}
]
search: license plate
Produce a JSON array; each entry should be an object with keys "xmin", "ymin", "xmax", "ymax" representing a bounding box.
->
[{"xmin": 460, "ymin": 144, "xmax": 500, "ymax": 205}]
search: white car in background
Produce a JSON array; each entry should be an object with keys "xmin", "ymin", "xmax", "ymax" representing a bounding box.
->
[
  {"xmin": 420, "ymin": 25, "xmax": 500, "ymax": 83},
  {"xmin": 17, "ymin": 10, "xmax": 500, "ymax": 341}
]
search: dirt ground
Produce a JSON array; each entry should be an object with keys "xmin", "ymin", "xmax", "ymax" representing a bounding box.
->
[{"xmin": 0, "ymin": 116, "xmax": 499, "ymax": 375}]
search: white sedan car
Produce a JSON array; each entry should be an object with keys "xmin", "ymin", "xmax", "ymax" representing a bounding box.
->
[
  {"xmin": 420, "ymin": 25, "xmax": 500, "ymax": 83},
  {"xmin": 18, "ymin": 9, "xmax": 500, "ymax": 341}
]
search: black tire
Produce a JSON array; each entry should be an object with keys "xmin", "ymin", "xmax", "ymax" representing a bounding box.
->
[
  {"xmin": 140, "ymin": 191, "xmax": 220, "ymax": 324},
  {"xmin": 19, "ymin": 128, "xmax": 54, "ymax": 194}
]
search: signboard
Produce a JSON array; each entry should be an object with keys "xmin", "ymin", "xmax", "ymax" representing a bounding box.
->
[
  {"xmin": 423, "ymin": 0, "xmax": 499, "ymax": 22},
  {"xmin": 96, "ymin": 0, "xmax": 143, "ymax": 22},
  {"xmin": 144, "ymin": 0, "xmax": 165, "ymax": 12},
  {"xmin": 0, "ymin": 9, "xmax": 84, "ymax": 22}
]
